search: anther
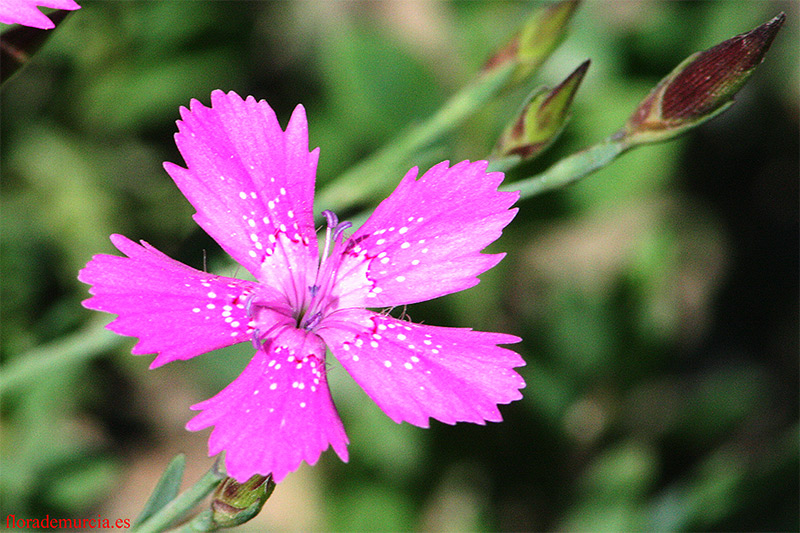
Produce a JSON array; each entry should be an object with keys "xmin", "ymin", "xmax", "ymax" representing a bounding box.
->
[
  {"xmin": 332, "ymin": 221, "xmax": 352, "ymax": 243},
  {"xmin": 322, "ymin": 210, "xmax": 338, "ymax": 229}
]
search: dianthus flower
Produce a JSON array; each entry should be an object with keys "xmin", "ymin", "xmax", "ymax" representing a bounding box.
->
[
  {"xmin": 0, "ymin": 0, "xmax": 80, "ymax": 29},
  {"xmin": 79, "ymin": 90, "xmax": 525, "ymax": 483}
]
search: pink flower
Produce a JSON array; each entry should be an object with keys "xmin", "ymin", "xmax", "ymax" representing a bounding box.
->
[
  {"xmin": 79, "ymin": 90, "xmax": 525, "ymax": 483},
  {"xmin": 0, "ymin": 0, "xmax": 80, "ymax": 29}
]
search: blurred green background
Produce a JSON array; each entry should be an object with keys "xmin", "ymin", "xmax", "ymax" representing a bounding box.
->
[{"xmin": 1, "ymin": 1, "xmax": 797, "ymax": 531}]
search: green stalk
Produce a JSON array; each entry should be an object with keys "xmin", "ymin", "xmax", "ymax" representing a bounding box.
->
[
  {"xmin": 0, "ymin": 318, "xmax": 121, "ymax": 395},
  {"xmin": 134, "ymin": 462, "xmax": 226, "ymax": 533},
  {"xmin": 503, "ymin": 137, "xmax": 628, "ymax": 199},
  {"xmin": 316, "ymin": 63, "xmax": 514, "ymax": 213}
]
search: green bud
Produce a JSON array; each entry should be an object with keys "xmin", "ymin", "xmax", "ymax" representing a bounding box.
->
[
  {"xmin": 483, "ymin": 0, "xmax": 580, "ymax": 84},
  {"xmin": 494, "ymin": 60, "xmax": 590, "ymax": 160},
  {"xmin": 621, "ymin": 13, "xmax": 785, "ymax": 146},
  {"xmin": 210, "ymin": 474, "xmax": 275, "ymax": 528}
]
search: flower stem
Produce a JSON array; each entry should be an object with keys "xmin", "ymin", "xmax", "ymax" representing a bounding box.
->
[
  {"xmin": 0, "ymin": 317, "xmax": 121, "ymax": 395},
  {"xmin": 504, "ymin": 136, "xmax": 628, "ymax": 199},
  {"xmin": 316, "ymin": 63, "xmax": 515, "ymax": 213},
  {"xmin": 134, "ymin": 461, "xmax": 226, "ymax": 533}
]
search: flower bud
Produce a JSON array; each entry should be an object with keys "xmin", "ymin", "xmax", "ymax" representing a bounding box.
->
[
  {"xmin": 621, "ymin": 13, "xmax": 785, "ymax": 146},
  {"xmin": 483, "ymin": 0, "xmax": 579, "ymax": 84},
  {"xmin": 494, "ymin": 60, "xmax": 590, "ymax": 160},
  {"xmin": 210, "ymin": 473, "xmax": 275, "ymax": 528}
]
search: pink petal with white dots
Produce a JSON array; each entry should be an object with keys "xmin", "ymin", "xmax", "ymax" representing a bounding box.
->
[
  {"xmin": 333, "ymin": 160, "xmax": 518, "ymax": 308},
  {"xmin": 0, "ymin": 0, "xmax": 80, "ymax": 29},
  {"xmin": 186, "ymin": 325, "xmax": 349, "ymax": 483},
  {"xmin": 319, "ymin": 309, "xmax": 525, "ymax": 427},
  {"xmin": 164, "ymin": 90, "xmax": 319, "ymax": 309},
  {"xmin": 79, "ymin": 234, "xmax": 291, "ymax": 369}
]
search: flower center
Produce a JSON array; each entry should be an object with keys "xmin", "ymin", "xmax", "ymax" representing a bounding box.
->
[{"xmin": 299, "ymin": 210, "xmax": 351, "ymax": 331}]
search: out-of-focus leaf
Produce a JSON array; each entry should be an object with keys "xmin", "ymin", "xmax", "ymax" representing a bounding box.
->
[
  {"xmin": 134, "ymin": 454, "xmax": 186, "ymax": 527},
  {"xmin": 0, "ymin": 10, "xmax": 70, "ymax": 83}
]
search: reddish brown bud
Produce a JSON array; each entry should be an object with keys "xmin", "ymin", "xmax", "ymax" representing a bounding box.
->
[{"xmin": 622, "ymin": 13, "xmax": 785, "ymax": 146}]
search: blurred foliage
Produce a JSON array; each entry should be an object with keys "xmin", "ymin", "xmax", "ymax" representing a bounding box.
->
[{"xmin": 1, "ymin": 1, "xmax": 797, "ymax": 531}]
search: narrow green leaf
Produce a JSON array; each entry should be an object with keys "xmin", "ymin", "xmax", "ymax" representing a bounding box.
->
[
  {"xmin": 135, "ymin": 454, "xmax": 187, "ymax": 527},
  {"xmin": 0, "ymin": 10, "xmax": 71, "ymax": 84}
]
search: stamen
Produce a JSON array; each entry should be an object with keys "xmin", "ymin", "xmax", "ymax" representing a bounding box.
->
[
  {"xmin": 332, "ymin": 221, "xmax": 352, "ymax": 243},
  {"xmin": 308, "ymin": 285, "xmax": 320, "ymax": 298},
  {"xmin": 301, "ymin": 311, "xmax": 323, "ymax": 331}
]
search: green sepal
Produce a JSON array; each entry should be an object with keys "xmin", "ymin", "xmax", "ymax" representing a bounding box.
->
[{"xmin": 210, "ymin": 474, "xmax": 276, "ymax": 528}]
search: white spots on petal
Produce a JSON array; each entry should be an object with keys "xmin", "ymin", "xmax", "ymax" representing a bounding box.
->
[
  {"xmin": 192, "ymin": 308, "xmax": 201, "ymax": 313},
  {"xmin": 370, "ymin": 341, "xmax": 379, "ymax": 348},
  {"xmin": 280, "ymin": 187, "xmax": 287, "ymax": 196},
  {"xmin": 400, "ymin": 242, "xmax": 410, "ymax": 249},
  {"xmin": 352, "ymin": 354, "xmax": 359, "ymax": 362},
  {"xmin": 248, "ymin": 219, "xmax": 256, "ymax": 228},
  {"xmin": 280, "ymin": 224, "xmax": 287, "ymax": 232},
  {"xmin": 300, "ymin": 402, "xmax": 307, "ymax": 408},
  {"xmin": 404, "ymin": 362, "xmax": 413, "ymax": 370},
  {"xmin": 268, "ymin": 200, "xmax": 275, "ymax": 209},
  {"xmin": 397, "ymin": 333, "xmax": 407, "ymax": 341},
  {"xmin": 231, "ymin": 321, "xmax": 240, "ymax": 328},
  {"xmin": 396, "ymin": 275, "xmax": 406, "ymax": 282},
  {"xmin": 206, "ymin": 303, "xmax": 216, "ymax": 309},
  {"xmin": 384, "ymin": 360, "xmax": 392, "ymax": 368},
  {"xmin": 421, "ymin": 248, "xmax": 429, "ymax": 253},
  {"xmin": 342, "ymin": 343, "xmax": 350, "ymax": 351},
  {"xmin": 398, "ymin": 226, "xmax": 408, "ymax": 234},
  {"xmin": 411, "ymin": 356, "xmax": 420, "ymax": 363},
  {"xmin": 287, "ymin": 210, "xmax": 294, "ymax": 218},
  {"xmin": 270, "ymin": 383, "xmax": 278, "ymax": 390},
  {"xmin": 249, "ymin": 250, "xmax": 257, "ymax": 258},
  {"xmin": 250, "ymin": 192, "xmax": 258, "ymax": 199},
  {"xmin": 239, "ymin": 191, "xmax": 247, "ymax": 199},
  {"xmin": 376, "ymin": 239, "xmax": 386, "ymax": 245},
  {"xmin": 411, "ymin": 259, "xmax": 420, "ymax": 266}
]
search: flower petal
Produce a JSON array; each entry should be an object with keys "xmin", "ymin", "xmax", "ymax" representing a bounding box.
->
[
  {"xmin": 333, "ymin": 160, "xmax": 518, "ymax": 308},
  {"xmin": 319, "ymin": 309, "xmax": 525, "ymax": 427},
  {"xmin": 186, "ymin": 326, "xmax": 349, "ymax": 483},
  {"xmin": 0, "ymin": 0, "xmax": 80, "ymax": 29},
  {"xmin": 164, "ymin": 90, "xmax": 319, "ymax": 308},
  {"xmin": 79, "ymin": 234, "xmax": 291, "ymax": 368}
]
